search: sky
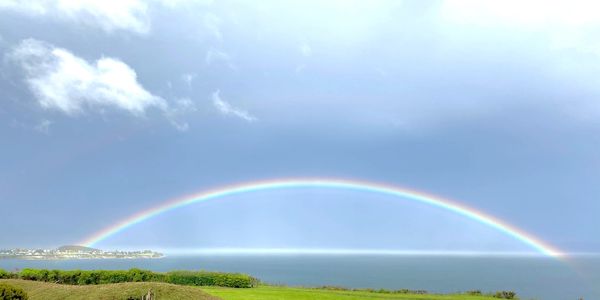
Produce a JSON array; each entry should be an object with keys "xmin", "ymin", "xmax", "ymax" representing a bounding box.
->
[{"xmin": 0, "ymin": 0, "xmax": 599, "ymax": 254}]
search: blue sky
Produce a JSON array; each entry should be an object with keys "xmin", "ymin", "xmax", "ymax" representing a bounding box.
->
[{"xmin": 0, "ymin": 0, "xmax": 599, "ymax": 253}]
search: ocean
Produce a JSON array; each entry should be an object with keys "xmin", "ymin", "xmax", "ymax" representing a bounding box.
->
[{"xmin": 1, "ymin": 255, "xmax": 598, "ymax": 300}]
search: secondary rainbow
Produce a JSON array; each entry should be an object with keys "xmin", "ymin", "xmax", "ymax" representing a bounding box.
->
[{"xmin": 79, "ymin": 178, "xmax": 564, "ymax": 257}]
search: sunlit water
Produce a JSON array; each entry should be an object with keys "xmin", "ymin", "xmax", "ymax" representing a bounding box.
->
[{"xmin": 1, "ymin": 255, "xmax": 598, "ymax": 300}]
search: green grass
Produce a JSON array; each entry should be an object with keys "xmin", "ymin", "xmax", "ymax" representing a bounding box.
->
[
  {"xmin": 1, "ymin": 279, "xmax": 503, "ymax": 299},
  {"xmin": 200, "ymin": 285, "xmax": 500, "ymax": 300},
  {"xmin": 0, "ymin": 279, "xmax": 219, "ymax": 300}
]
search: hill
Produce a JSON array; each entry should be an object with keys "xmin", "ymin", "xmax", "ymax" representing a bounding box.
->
[
  {"xmin": 56, "ymin": 245, "xmax": 100, "ymax": 253},
  {"xmin": 0, "ymin": 279, "xmax": 218, "ymax": 300}
]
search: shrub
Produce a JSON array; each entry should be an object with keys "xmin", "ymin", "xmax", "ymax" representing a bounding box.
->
[
  {"xmin": 313, "ymin": 286, "xmax": 428, "ymax": 295},
  {"xmin": 466, "ymin": 290, "xmax": 482, "ymax": 295},
  {"xmin": 47, "ymin": 270, "xmax": 60, "ymax": 283},
  {"xmin": 165, "ymin": 271, "xmax": 258, "ymax": 288},
  {"xmin": 98, "ymin": 270, "xmax": 129, "ymax": 284},
  {"xmin": 0, "ymin": 270, "xmax": 9, "ymax": 279},
  {"xmin": 316, "ymin": 286, "xmax": 349, "ymax": 291},
  {"xmin": 128, "ymin": 268, "xmax": 154, "ymax": 282},
  {"xmin": 16, "ymin": 268, "xmax": 258, "ymax": 288},
  {"xmin": 493, "ymin": 290, "xmax": 518, "ymax": 299},
  {"xmin": 18, "ymin": 269, "xmax": 41, "ymax": 281},
  {"xmin": 387, "ymin": 289, "xmax": 427, "ymax": 294},
  {"xmin": 0, "ymin": 283, "xmax": 28, "ymax": 300}
]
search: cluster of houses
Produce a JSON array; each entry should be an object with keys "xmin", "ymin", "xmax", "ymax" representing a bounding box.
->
[{"xmin": 0, "ymin": 246, "xmax": 163, "ymax": 259}]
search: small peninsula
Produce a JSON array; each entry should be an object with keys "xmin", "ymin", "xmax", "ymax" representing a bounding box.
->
[{"xmin": 0, "ymin": 245, "xmax": 164, "ymax": 260}]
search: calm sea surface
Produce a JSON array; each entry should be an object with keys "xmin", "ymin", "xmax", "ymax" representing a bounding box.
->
[{"xmin": 1, "ymin": 255, "xmax": 598, "ymax": 300}]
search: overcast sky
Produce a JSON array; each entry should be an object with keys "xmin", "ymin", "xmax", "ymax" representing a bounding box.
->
[{"xmin": 1, "ymin": 0, "xmax": 599, "ymax": 253}]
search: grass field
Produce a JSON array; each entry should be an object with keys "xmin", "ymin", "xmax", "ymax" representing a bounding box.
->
[
  {"xmin": 0, "ymin": 279, "xmax": 219, "ymax": 300},
  {"xmin": 1, "ymin": 279, "xmax": 501, "ymax": 300},
  {"xmin": 201, "ymin": 285, "xmax": 498, "ymax": 300}
]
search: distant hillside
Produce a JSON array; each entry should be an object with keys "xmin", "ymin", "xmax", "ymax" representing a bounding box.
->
[{"xmin": 56, "ymin": 245, "xmax": 100, "ymax": 252}]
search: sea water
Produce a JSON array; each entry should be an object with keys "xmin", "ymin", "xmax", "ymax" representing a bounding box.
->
[{"xmin": 1, "ymin": 255, "xmax": 598, "ymax": 300}]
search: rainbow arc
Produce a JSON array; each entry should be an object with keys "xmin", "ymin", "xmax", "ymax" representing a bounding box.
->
[{"xmin": 80, "ymin": 178, "xmax": 564, "ymax": 258}]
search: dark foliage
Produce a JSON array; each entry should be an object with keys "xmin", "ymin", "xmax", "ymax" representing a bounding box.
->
[
  {"xmin": 0, "ymin": 283, "xmax": 28, "ymax": 300},
  {"xmin": 493, "ymin": 290, "xmax": 518, "ymax": 299},
  {"xmin": 465, "ymin": 290, "xmax": 482, "ymax": 295},
  {"xmin": 165, "ymin": 271, "xmax": 258, "ymax": 288}
]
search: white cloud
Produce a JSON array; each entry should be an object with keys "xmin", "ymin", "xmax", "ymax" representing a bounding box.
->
[
  {"xmin": 439, "ymin": 0, "xmax": 600, "ymax": 28},
  {"xmin": 158, "ymin": 0, "xmax": 213, "ymax": 8},
  {"xmin": 34, "ymin": 119, "xmax": 52, "ymax": 134},
  {"xmin": 9, "ymin": 39, "xmax": 166, "ymax": 116},
  {"xmin": 205, "ymin": 48, "xmax": 227, "ymax": 64},
  {"xmin": 203, "ymin": 12, "xmax": 222, "ymax": 40},
  {"xmin": 438, "ymin": 0, "xmax": 600, "ymax": 57},
  {"xmin": 205, "ymin": 48, "xmax": 236, "ymax": 70},
  {"xmin": 170, "ymin": 119, "xmax": 189, "ymax": 132},
  {"xmin": 164, "ymin": 97, "xmax": 198, "ymax": 132},
  {"xmin": 0, "ymin": 0, "xmax": 46, "ymax": 14},
  {"xmin": 212, "ymin": 90, "xmax": 256, "ymax": 122},
  {"xmin": 0, "ymin": 0, "xmax": 151, "ymax": 34},
  {"xmin": 175, "ymin": 97, "xmax": 195, "ymax": 110},
  {"xmin": 181, "ymin": 73, "xmax": 196, "ymax": 89},
  {"xmin": 0, "ymin": 0, "xmax": 219, "ymax": 35},
  {"xmin": 300, "ymin": 43, "xmax": 312, "ymax": 57}
]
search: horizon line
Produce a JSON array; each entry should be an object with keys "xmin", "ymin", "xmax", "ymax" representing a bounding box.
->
[{"xmin": 127, "ymin": 247, "xmax": 597, "ymax": 257}]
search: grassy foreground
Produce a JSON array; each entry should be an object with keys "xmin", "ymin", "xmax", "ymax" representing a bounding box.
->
[
  {"xmin": 2, "ymin": 279, "xmax": 502, "ymax": 300},
  {"xmin": 202, "ymin": 285, "xmax": 498, "ymax": 300},
  {"xmin": 201, "ymin": 285, "xmax": 499, "ymax": 300},
  {"xmin": 0, "ymin": 279, "xmax": 219, "ymax": 300}
]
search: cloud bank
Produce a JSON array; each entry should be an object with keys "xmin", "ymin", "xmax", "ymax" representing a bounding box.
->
[{"xmin": 9, "ymin": 39, "xmax": 166, "ymax": 116}]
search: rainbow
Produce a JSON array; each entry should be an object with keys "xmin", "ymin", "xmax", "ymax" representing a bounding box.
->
[{"xmin": 80, "ymin": 178, "xmax": 564, "ymax": 258}]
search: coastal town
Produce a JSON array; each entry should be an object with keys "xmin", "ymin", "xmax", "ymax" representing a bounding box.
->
[{"xmin": 0, "ymin": 245, "xmax": 164, "ymax": 260}]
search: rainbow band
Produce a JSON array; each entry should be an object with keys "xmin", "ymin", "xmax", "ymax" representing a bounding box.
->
[{"xmin": 80, "ymin": 178, "xmax": 564, "ymax": 257}]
